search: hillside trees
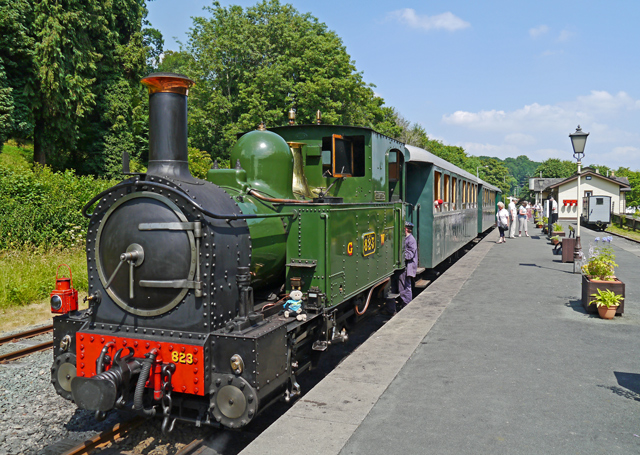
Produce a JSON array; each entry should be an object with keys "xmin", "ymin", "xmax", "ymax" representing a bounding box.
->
[
  {"xmin": 534, "ymin": 158, "xmax": 575, "ymax": 178},
  {"xmin": 183, "ymin": 0, "xmax": 399, "ymax": 158},
  {"xmin": 0, "ymin": 0, "xmax": 34, "ymax": 150},
  {"xmin": 391, "ymin": 110, "xmax": 511, "ymax": 194},
  {"xmin": 0, "ymin": 0, "xmax": 160, "ymax": 176},
  {"xmin": 615, "ymin": 167, "xmax": 640, "ymax": 208}
]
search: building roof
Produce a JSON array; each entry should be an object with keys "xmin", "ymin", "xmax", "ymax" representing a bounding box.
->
[
  {"xmin": 530, "ymin": 178, "xmax": 564, "ymax": 192},
  {"xmin": 545, "ymin": 169, "xmax": 630, "ymax": 191}
]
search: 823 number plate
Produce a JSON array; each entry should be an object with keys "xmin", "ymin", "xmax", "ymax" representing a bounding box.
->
[{"xmin": 362, "ymin": 232, "xmax": 376, "ymax": 256}]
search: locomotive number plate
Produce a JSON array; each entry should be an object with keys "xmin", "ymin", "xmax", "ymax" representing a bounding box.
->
[{"xmin": 362, "ymin": 232, "xmax": 376, "ymax": 256}]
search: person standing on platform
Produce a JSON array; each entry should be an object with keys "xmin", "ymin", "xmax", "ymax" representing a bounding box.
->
[
  {"xmin": 400, "ymin": 222, "xmax": 418, "ymax": 307},
  {"xmin": 518, "ymin": 201, "xmax": 529, "ymax": 237},
  {"xmin": 385, "ymin": 222, "xmax": 418, "ymax": 316},
  {"xmin": 496, "ymin": 202, "xmax": 509, "ymax": 243},
  {"xmin": 508, "ymin": 198, "xmax": 517, "ymax": 238},
  {"xmin": 548, "ymin": 196, "xmax": 558, "ymax": 234}
]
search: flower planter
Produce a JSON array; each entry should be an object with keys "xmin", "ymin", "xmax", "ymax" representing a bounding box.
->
[
  {"xmin": 551, "ymin": 231, "xmax": 565, "ymax": 238},
  {"xmin": 598, "ymin": 305, "xmax": 618, "ymax": 320},
  {"xmin": 581, "ymin": 275, "xmax": 625, "ymax": 315},
  {"xmin": 551, "ymin": 238, "xmax": 560, "ymax": 245},
  {"xmin": 562, "ymin": 238, "xmax": 576, "ymax": 263}
]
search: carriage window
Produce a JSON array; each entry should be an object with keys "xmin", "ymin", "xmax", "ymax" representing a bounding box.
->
[
  {"xmin": 434, "ymin": 171, "xmax": 442, "ymax": 212},
  {"xmin": 461, "ymin": 181, "xmax": 465, "ymax": 208},
  {"xmin": 452, "ymin": 177, "xmax": 457, "ymax": 210},
  {"xmin": 596, "ymin": 198, "xmax": 604, "ymax": 205},
  {"xmin": 333, "ymin": 135, "xmax": 352, "ymax": 177},
  {"xmin": 443, "ymin": 174, "xmax": 450, "ymax": 211},
  {"xmin": 321, "ymin": 135, "xmax": 366, "ymax": 177},
  {"xmin": 389, "ymin": 150, "xmax": 399, "ymax": 182}
]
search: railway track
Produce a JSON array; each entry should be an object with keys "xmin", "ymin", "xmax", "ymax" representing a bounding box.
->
[{"xmin": 0, "ymin": 323, "xmax": 54, "ymax": 363}]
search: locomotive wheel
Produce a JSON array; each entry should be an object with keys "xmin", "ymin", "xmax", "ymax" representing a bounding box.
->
[
  {"xmin": 210, "ymin": 375, "xmax": 258, "ymax": 429},
  {"xmin": 51, "ymin": 353, "xmax": 77, "ymax": 400}
]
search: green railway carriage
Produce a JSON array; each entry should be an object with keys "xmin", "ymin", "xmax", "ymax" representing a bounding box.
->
[
  {"xmin": 479, "ymin": 181, "xmax": 502, "ymax": 233},
  {"xmin": 404, "ymin": 144, "xmax": 501, "ymax": 270}
]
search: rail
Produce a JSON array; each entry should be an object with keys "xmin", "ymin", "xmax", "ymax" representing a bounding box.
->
[
  {"xmin": 0, "ymin": 323, "xmax": 53, "ymax": 346},
  {"xmin": 59, "ymin": 417, "xmax": 145, "ymax": 455},
  {"xmin": 0, "ymin": 324, "xmax": 54, "ymax": 363}
]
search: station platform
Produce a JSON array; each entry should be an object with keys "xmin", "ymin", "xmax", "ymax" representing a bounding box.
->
[{"xmin": 240, "ymin": 224, "xmax": 640, "ymax": 455}]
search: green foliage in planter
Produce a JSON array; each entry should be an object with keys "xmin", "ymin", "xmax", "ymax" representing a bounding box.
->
[
  {"xmin": 552, "ymin": 223, "xmax": 564, "ymax": 232},
  {"xmin": 581, "ymin": 246, "xmax": 618, "ymax": 281},
  {"xmin": 550, "ymin": 235, "xmax": 560, "ymax": 242},
  {"xmin": 542, "ymin": 216, "xmax": 548, "ymax": 224},
  {"xmin": 589, "ymin": 288, "xmax": 623, "ymax": 308}
]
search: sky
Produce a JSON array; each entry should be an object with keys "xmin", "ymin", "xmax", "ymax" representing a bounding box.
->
[{"xmin": 147, "ymin": 0, "xmax": 640, "ymax": 171}]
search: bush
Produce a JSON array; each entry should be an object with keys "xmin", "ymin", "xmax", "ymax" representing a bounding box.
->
[{"xmin": 0, "ymin": 155, "xmax": 116, "ymax": 249}]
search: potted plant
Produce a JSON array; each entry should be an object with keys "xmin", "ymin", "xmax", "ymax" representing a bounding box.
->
[
  {"xmin": 535, "ymin": 216, "xmax": 544, "ymax": 228},
  {"xmin": 542, "ymin": 216, "xmax": 549, "ymax": 233},
  {"xmin": 589, "ymin": 288, "xmax": 624, "ymax": 319},
  {"xmin": 551, "ymin": 223, "xmax": 565, "ymax": 238},
  {"xmin": 581, "ymin": 244, "xmax": 625, "ymax": 315},
  {"xmin": 550, "ymin": 235, "xmax": 561, "ymax": 245}
]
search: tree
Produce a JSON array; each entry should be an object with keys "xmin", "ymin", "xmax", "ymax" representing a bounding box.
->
[
  {"xmin": 534, "ymin": 158, "xmax": 576, "ymax": 179},
  {"xmin": 615, "ymin": 167, "xmax": 640, "ymax": 209},
  {"xmin": 0, "ymin": 58, "xmax": 13, "ymax": 151},
  {"xmin": 0, "ymin": 0, "xmax": 34, "ymax": 145},
  {"xmin": 503, "ymin": 155, "xmax": 540, "ymax": 192},
  {"xmin": 389, "ymin": 110, "xmax": 511, "ymax": 194},
  {"xmin": 23, "ymin": 0, "xmax": 157, "ymax": 174},
  {"xmin": 184, "ymin": 0, "xmax": 396, "ymax": 158}
]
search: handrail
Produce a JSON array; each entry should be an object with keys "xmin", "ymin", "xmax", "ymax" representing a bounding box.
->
[{"xmin": 82, "ymin": 179, "xmax": 297, "ymax": 221}]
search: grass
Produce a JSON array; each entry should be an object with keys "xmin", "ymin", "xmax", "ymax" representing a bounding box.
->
[
  {"xmin": 1, "ymin": 140, "xmax": 34, "ymax": 169},
  {"xmin": 0, "ymin": 246, "xmax": 88, "ymax": 308},
  {"xmin": 606, "ymin": 224, "xmax": 640, "ymax": 242},
  {"xmin": 0, "ymin": 247, "xmax": 89, "ymax": 332}
]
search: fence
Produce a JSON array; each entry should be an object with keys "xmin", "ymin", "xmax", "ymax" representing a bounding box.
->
[{"xmin": 612, "ymin": 214, "xmax": 640, "ymax": 232}]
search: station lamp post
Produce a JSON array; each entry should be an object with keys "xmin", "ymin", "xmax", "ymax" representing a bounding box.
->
[{"xmin": 569, "ymin": 125, "xmax": 589, "ymax": 273}]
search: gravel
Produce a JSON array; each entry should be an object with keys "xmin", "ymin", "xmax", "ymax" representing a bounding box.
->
[
  {"xmin": 0, "ymin": 309, "xmax": 391, "ymax": 455},
  {"xmin": 0, "ymin": 327, "xmax": 126, "ymax": 455}
]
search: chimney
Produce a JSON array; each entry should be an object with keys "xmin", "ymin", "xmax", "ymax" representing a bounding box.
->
[
  {"xmin": 141, "ymin": 73, "xmax": 195, "ymax": 181},
  {"xmin": 610, "ymin": 170, "xmax": 615, "ymax": 177}
]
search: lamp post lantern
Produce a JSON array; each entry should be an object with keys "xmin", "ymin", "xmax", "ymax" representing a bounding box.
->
[{"xmin": 569, "ymin": 125, "xmax": 589, "ymax": 273}]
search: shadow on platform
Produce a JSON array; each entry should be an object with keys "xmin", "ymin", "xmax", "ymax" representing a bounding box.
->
[
  {"xmin": 519, "ymin": 263, "xmax": 574, "ymax": 274},
  {"xmin": 598, "ymin": 372, "xmax": 640, "ymax": 402},
  {"xmin": 565, "ymin": 299, "xmax": 593, "ymax": 315}
]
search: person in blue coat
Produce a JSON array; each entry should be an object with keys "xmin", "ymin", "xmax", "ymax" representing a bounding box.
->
[
  {"xmin": 384, "ymin": 222, "xmax": 418, "ymax": 315},
  {"xmin": 400, "ymin": 222, "xmax": 418, "ymax": 306}
]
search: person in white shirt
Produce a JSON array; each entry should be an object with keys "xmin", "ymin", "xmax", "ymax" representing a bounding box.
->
[
  {"xmin": 496, "ymin": 202, "xmax": 510, "ymax": 243},
  {"xmin": 518, "ymin": 201, "xmax": 529, "ymax": 237},
  {"xmin": 508, "ymin": 199, "xmax": 517, "ymax": 238}
]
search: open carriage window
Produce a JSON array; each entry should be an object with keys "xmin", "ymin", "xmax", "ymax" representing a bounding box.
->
[
  {"xmin": 321, "ymin": 135, "xmax": 365, "ymax": 178},
  {"xmin": 389, "ymin": 150, "xmax": 399, "ymax": 182}
]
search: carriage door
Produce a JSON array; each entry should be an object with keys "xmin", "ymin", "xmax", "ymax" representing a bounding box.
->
[{"xmin": 388, "ymin": 149, "xmax": 403, "ymax": 202}]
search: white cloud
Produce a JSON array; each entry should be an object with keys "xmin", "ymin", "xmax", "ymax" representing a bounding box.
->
[
  {"xmin": 557, "ymin": 30, "xmax": 574, "ymax": 42},
  {"xmin": 529, "ymin": 25, "xmax": 549, "ymax": 38},
  {"xmin": 388, "ymin": 9, "xmax": 470, "ymax": 32},
  {"xmin": 438, "ymin": 91, "xmax": 640, "ymax": 169},
  {"xmin": 442, "ymin": 91, "xmax": 640, "ymax": 134},
  {"xmin": 574, "ymin": 91, "xmax": 640, "ymax": 113}
]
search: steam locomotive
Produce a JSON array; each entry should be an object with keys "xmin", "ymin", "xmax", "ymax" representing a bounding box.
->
[{"xmin": 50, "ymin": 73, "xmax": 500, "ymax": 431}]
